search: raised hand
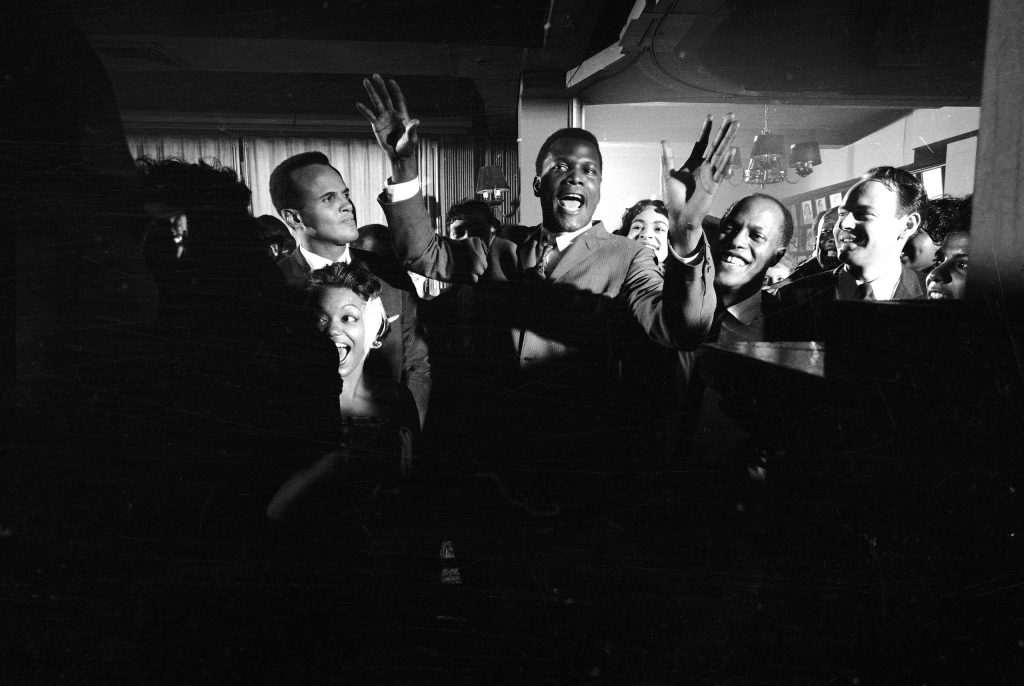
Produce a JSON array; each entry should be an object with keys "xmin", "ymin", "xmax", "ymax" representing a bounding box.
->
[
  {"xmin": 662, "ymin": 114, "xmax": 737, "ymax": 255},
  {"xmin": 357, "ymin": 74, "xmax": 420, "ymax": 182}
]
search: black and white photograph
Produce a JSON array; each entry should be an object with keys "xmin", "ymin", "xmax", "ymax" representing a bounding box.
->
[{"xmin": 4, "ymin": 0, "xmax": 1021, "ymax": 683}]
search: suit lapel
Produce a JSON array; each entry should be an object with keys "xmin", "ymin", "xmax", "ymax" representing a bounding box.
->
[
  {"xmin": 279, "ymin": 248, "xmax": 312, "ymax": 287},
  {"xmin": 895, "ymin": 265, "xmax": 925, "ymax": 299},
  {"xmin": 549, "ymin": 224, "xmax": 604, "ymax": 281},
  {"xmin": 517, "ymin": 226, "xmax": 544, "ymax": 271}
]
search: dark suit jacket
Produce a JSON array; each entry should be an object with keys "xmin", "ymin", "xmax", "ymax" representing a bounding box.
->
[
  {"xmin": 278, "ymin": 246, "xmax": 431, "ymax": 426},
  {"xmin": 768, "ymin": 263, "xmax": 925, "ymax": 341},
  {"xmin": 379, "ymin": 190, "xmax": 716, "ymax": 382}
]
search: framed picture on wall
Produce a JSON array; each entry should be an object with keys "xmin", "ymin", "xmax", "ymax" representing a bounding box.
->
[
  {"xmin": 815, "ymin": 197, "xmax": 827, "ymax": 214},
  {"xmin": 801, "ymin": 200, "xmax": 814, "ymax": 225},
  {"xmin": 788, "ymin": 205, "xmax": 798, "ymax": 225},
  {"xmin": 829, "ymin": 192, "xmax": 842, "ymax": 208}
]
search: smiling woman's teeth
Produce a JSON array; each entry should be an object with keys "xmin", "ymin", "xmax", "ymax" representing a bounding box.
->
[
  {"xmin": 928, "ymin": 292, "xmax": 949, "ymax": 300},
  {"xmin": 336, "ymin": 343, "xmax": 351, "ymax": 362}
]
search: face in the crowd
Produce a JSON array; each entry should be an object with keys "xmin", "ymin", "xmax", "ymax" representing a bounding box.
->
[
  {"xmin": 535, "ymin": 136, "xmax": 602, "ymax": 234},
  {"xmin": 901, "ymin": 229, "xmax": 939, "ymax": 273},
  {"xmin": 285, "ymin": 164, "xmax": 359, "ymax": 249},
  {"xmin": 764, "ymin": 263, "xmax": 791, "ymax": 286},
  {"xmin": 317, "ymin": 286, "xmax": 372, "ymax": 379},
  {"xmin": 626, "ymin": 205, "xmax": 670, "ymax": 263},
  {"xmin": 835, "ymin": 179, "xmax": 918, "ymax": 271},
  {"xmin": 925, "ymin": 231, "xmax": 969, "ymax": 300},
  {"xmin": 815, "ymin": 214, "xmax": 839, "ymax": 269},
  {"xmin": 713, "ymin": 196, "xmax": 787, "ymax": 293},
  {"xmin": 448, "ymin": 219, "xmax": 470, "ymax": 240}
]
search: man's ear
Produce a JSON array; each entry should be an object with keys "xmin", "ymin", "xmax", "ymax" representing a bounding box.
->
[
  {"xmin": 532, "ymin": 177, "xmax": 541, "ymax": 197},
  {"xmin": 768, "ymin": 246, "xmax": 787, "ymax": 268},
  {"xmin": 280, "ymin": 208, "xmax": 304, "ymax": 233},
  {"xmin": 899, "ymin": 212, "xmax": 922, "ymax": 240}
]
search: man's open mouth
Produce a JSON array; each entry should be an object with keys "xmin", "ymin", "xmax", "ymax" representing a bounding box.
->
[
  {"xmin": 557, "ymin": 194, "xmax": 585, "ymax": 213},
  {"xmin": 928, "ymin": 290, "xmax": 951, "ymax": 300}
]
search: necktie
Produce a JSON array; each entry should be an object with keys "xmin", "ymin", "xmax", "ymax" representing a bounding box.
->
[
  {"xmin": 708, "ymin": 307, "xmax": 728, "ymax": 342},
  {"xmin": 854, "ymin": 283, "xmax": 874, "ymax": 301},
  {"xmin": 532, "ymin": 237, "xmax": 558, "ymax": 279}
]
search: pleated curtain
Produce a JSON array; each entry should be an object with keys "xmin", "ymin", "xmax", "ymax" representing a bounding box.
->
[
  {"xmin": 242, "ymin": 136, "xmax": 442, "ymax": 230},
  {"xmin": 124, "ymin": 132, "xmax": 518, "ymax": 230},
  {"xmin": 126, "ymin": 134, "xmax": 241, "ymax": 172}
]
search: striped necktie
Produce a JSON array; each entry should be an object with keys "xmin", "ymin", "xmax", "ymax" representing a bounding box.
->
[{"xmin": 532, "ymin": 236, "xmax": 558, "ymax": 279}]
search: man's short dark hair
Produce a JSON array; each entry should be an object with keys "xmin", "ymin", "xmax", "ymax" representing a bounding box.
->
[
  {"xmin": 269, "ymin": 151, "xmax": 332, "ymax": 214},
  {"xmin": 136, "ymin": 157, "xmax": 257, "ymax": 255},
  {"xmin": 446, "ymin": 199, "xmax": 499, "ymax": 240},
  {"xmin": 814, "ymin": 206, "xmax": 840, "ymax": 236},
  {"xmin": 137, "ymin": 157, "xmax": 251, "ymax": 216},
  {"xmin": 353, "ymin": 223, "xmax": 395, "ymax": 254},
  {"xmin": 721, "ymin": 193, "xmax": 794, "ymax": 248},
  {"xmin": 535, "ymin": 128, "xmax": 603, "ymax": 175},
  {"xmin": 861, "ymin": 166, "xmax": 929, "ymax": 221}
]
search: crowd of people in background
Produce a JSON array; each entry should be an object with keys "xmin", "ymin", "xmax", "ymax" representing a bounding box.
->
[
  {"xmin": 9, "ymin": 9, "xmax": 1016, "ymax": 681},
  {"xmin": 125, "ymin": 76, "xmax": 977, "ymax": 523}
]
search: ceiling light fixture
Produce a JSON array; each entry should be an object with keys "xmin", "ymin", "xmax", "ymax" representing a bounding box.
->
[{"xmin": 743, "ymin": 105, "xmax": 821, "ymax": 187}]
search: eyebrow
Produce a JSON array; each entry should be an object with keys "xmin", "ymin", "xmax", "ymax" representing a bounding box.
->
[
  {"xmin": 722, "ymin": 220, "xmax": 768, "ymax": 232},
  {"xmin": 552, "ymin": 154, "xmax": 600, "ymax": 165}
]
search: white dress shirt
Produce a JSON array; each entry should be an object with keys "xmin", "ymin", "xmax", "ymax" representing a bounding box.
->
[{"xmin": 299, "ymin": 244, "xmax": 350, "ymax": 270}]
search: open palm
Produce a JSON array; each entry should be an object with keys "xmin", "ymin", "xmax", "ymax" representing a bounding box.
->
[
  {"xmin": 357, "ymin": 73, "xmax": 420, "ymax": 163},
  {"xmin": 662, "ymin": 114, "xmax": 738, "ymax": 253}
]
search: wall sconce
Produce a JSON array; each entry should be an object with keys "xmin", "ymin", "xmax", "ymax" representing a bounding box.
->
[
  {"xmin": 475, "ymin": 165, "xmax": 510, "ymax": 206},
  {"xmin": 789, "ymin": 141, "xmax": 822, "ymax": 178}
]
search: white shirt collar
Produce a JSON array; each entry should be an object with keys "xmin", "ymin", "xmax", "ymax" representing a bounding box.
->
[
  {"xmin": 545, "ymin": 222, "xmax": 596, "ymax": 252},
  {"xmin": 842, "ymin": 261, "xmax": 903, "ymax": 301},
  {"xmin": 299, "ymin": 244, "xmax": 350, "ymax": 271}
]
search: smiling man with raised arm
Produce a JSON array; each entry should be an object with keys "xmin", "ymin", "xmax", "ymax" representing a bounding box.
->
[
  {"xmin": 357, "ymin": 74, "xmax": 736, "ymax": 521},
  {"xmin": 357, "ymin": 74, "xmax": 735, "ymax": 379}
]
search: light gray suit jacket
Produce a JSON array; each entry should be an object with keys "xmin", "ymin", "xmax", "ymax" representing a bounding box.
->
[{"xmin": 378, "ymin": 190, "xmax": 716, "ymax": 375}]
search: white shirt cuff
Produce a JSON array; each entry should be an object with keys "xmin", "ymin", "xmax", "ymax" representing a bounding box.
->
[
  {"xmin": 386, "ymin": 177, "xmax": 421, "ymax": 202},
  {"xmin": 668, "ymin": 238, "xmax": 705, "ymax": 267}
]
